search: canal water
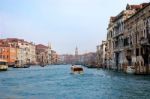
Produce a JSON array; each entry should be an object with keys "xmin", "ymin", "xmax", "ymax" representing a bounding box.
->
[{"xmin": 0, "ymin": 65, "xmax": 150, "ymax": 99}]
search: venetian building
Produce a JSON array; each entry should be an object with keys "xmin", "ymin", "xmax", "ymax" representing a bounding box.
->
[
  {"xmin": 82, "ymin": 52, "xmax": 96, "ymax": 66},
  {"xmin": 36, "ymin": 44, "xmax": 49, "ymax": 65},
  {"xmin": 106, "ymin": 17, "xmax": 115, "ymax": 69},
  {"xmin": 16, "ymin": 40, "xmax": 29, "ymax": 66},
  {"xmin": 100, "ymin": 41, "xmax": 107, "ymax": 68},
  {"xmin": 14, "ymin": 39, "xmax": 36, "ymax": 66},
  {"xmin": 0, "ymin": 40, "xmax": 17, "ymax": 66},
  {"xmin": 96, "ymin": 41, "xmax": 106, "ymax": 68},
  {"xmin": 123, "ymin": 3, "xmax": 150, "ymax": 74},
  {"xmin": 96, "ymin": 45, "xmax": 101, "ymax": 67},
  {"xmin": 110, "ymin": 3, "xmax": 142, "ymax": 71},
  {"xmin": 0, "ymin": 38, "xmax": 35, "ymax": 66},
  {"xmin": 28, "ymin": 42, "xmax": 36, "ymax": 65},
  {"xmin": 51, "ymin": 50, "xmax": 58, "ymax": 64}
]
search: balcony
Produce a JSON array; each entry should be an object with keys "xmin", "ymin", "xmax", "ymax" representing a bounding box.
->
[
  {"xmin": 140, "ymin": 37, "xmax": 150, "ymax": 46},
  {"xmin": 113, "ymin": 32, "xmax": 123, "ymax": 38},
  {"xmin": 113, "ymin": 46, "xmax": 124, "ymax": 52}
]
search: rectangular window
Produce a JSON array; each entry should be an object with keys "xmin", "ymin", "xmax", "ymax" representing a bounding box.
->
[
  {"xmin": 136, "ymin": 48, "xmax": 139, "ymax": 56},
  {"xmin": 3, "ymin": 55, "xmax": 5, "ymax": 59},
  {"xmin": 0, "ymin": 49, "xmax": 2, "ymax": 53}
]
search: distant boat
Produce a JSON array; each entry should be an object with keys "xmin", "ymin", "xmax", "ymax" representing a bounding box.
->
[
  {"xmin": 13, "ymin": 66, "xmax": 20, "ymax": 68},
  {"xmin": 23, "ymin": 65, "xmax": 30, "ymax": 68},
  {"xmin": 39, "ymin": 60, "xmax": 46, "ymax": 67},
  {"xmin": 71, "ymin": 65, "xmax": 83, "ymax": 74},
  {"xmin": 40, "ymin": 64, "xmax": 46, "ymax": 67},
  {"xmin": 126, "ymin": 66, "xmax": 135, "ymax": 74},
  {"xmin": 0, "ymin": 59, "xmax": 8, "ymax": 71},
  {"xmin": 13, "ymin": 64, "xmax": 30, "ymax": 68}
]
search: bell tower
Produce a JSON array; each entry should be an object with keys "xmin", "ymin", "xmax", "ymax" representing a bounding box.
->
[{"xmin": 75, "ymin": 46, "xmax": 78, "ymax": 56}]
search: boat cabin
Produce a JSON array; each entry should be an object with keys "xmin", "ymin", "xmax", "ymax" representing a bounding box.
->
[{"xmin": 71, "ymin": 65, "xmax": 83, "ymax": 74}]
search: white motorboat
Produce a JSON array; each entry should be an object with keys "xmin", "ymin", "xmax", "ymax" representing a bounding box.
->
[
  {"xmin": 126, "ymin": 66, "xmax": 135, "ymax": 74},
  {"xmin": 71, "ymin": 65, "xmax": 84, "ymax": 74}
]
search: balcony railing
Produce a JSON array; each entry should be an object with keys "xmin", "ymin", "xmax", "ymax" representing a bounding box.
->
[
  {"xmin": 140, "ymin": 37, "xmax": 150, "ymax": 46},
  {"xmin": 113, "ymin": 46, "xmax": 124, "ymax": 52}
]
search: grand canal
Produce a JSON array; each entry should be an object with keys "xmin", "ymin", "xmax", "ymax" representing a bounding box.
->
[{"xmin": 0, "ymin": 65, "xmax": 150, "ymax": 99}]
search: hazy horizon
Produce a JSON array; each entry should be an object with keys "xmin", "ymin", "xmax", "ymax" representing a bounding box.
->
[{"xmin": 0, "ymin": 0, "xmax": 149, "ymax": 54}]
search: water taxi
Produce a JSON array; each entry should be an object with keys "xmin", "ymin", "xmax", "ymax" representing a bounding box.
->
[
  {"xmin": 0, "ymin": 59, "xmax": 8, "ymax": 71},
  {"xmin": 71, "ymin": 65, "xmax": 83, "ymax": 74}
]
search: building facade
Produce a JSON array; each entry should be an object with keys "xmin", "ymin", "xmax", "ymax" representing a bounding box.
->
[
  {"xmin": 104, "ymin": 3, "xmax": 150, "ymax": 72},
  {"xmin": 97, "ymin": 2, "xmax": 150, "ymax": 74},
  {"xmin": 36, "ymin": 43, "xmax": 53, "ymax": 65},
  {"xmin": 105, "ymin": 17, "xmax": 115, "ymax": 69},
  {"xmin": 0, "ymin": 40, "xmax": 17, "ymax": 66},
  {"xmin": 123, "ymin": 3, "xmax": 150, "ymax": 74},
  {"xmin": 96, "ymin": 45, "xmax": 101, "ymax": 67},
  {"xmin": 100, "ymin": 41, "xmax": 107, "ymax": 68},
  {"xmin": 111, "ymin": 6, "xmax": 140, "ymax": 71},
  {"xmin": 51, "ymin": 50, "xmax": 58, "ymax": 64},
  {"xmin": 0, "ymin": 38, "xmax": 36, "ymax": 67}
]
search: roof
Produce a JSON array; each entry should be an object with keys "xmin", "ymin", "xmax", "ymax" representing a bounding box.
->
[
  {"xmin": 126, "ymin": 2, "xmax": 149, "ymax": 10},
  {"xmin": 110, "ymin": 16, "xmax": 116, "ymax": 22},
  {"xmin": 6, "ymin": 38, "xmax": 24, "ymax": 42},
  {"xmin": 125, "ymin": 2, "xmax": 150, "ymax": 23},
  {"xmin": 36, "ymin": 44, "xmax": 48, "ymax": 49}
]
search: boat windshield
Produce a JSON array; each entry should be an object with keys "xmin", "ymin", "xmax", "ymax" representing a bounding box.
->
[{"xmin": 0, "ymin": 62, "xmax": 7, "ymax": 65}]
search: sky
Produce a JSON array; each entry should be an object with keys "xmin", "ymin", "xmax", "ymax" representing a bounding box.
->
[{"xmin": 0, "ymin": 0, "xmax": 149, "ymax": 54}]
